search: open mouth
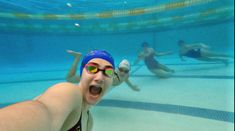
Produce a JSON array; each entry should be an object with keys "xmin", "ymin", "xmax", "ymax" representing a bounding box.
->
[{"xmin": 89, "ymin": 85, "xmax": 102, "ymax": 96}]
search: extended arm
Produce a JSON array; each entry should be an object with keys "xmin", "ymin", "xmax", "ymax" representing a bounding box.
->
[
  {"xmin": 155, "ymin": 51, "xmax": 173, "ymax": 56},
  {"xmin": 66, "ymin": 76, "xmax": 81, "ymax": 83},
  {"xmin": 179, "ymin": 54, "xmax": 186, "ymax": 61},
  {"xmin": 186, "ymin": 43, "xmax": 210, "ymax": 50},
  {"xmin": 125, "ymin": 79, "xmax": 140, "ymax": 91},
  {"xmin": 133, "ymin": 52, "xmax": 144, "ymax": 65},
  {"xmin": 0, "ymin": 83, "xmax": 82, "ymax": 131},
  {"xmin": 133, "ymin": 58, "xmax": 141, "ymax": 66},
  {"xmin": 66, "ymin": 50, "xmax": 82, "ymax": 83},
  {"xmin": 0, "ymin": 100, "xmax": 53, "ymax": 131}
]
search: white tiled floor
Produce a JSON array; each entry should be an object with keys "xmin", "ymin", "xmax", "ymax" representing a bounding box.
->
[
  {"xmin": 91, "ymin": 62, "xmax": 234, "ymax": 131},
  {"xmin": 92, "ymin": 107, "xmax": 234, "ymax": 131},
  {"xmin": 0, "ymin": 62, "xmax": 234, "ymax": 131}
]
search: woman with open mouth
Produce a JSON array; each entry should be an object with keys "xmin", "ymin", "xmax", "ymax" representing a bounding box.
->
[
  {"xmin": 0, "ymin": 50, "xmax": 115, "ymax": 131},
  {"xmin": 66, "ymin": 50, "xmax": 140, "ymax": 91}
]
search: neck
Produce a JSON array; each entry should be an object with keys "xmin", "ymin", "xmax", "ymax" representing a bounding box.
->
[
  {"xmin": 82, "ymin": 102, "xmax": 91, "ymax": 112},
  {"xmin": 76, "ymin": 83, "xmax": 90, "ymax": 111}
]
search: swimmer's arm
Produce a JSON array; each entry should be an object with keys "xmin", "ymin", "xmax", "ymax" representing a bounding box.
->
[
  {"xmin": 66, "ymin": 51, "xmax": 82, "ymax": 83},
  {"xmin": 36, "ymin": 83, "xmax": 82, "ymax": 130},
  {"xmin": 155, "ymin": 51, "xmax": 173, "ymax": 56},
  {"xmin": 66, "ymin": 75, "xmax": 81, "ymax": 83},
  {"xmin": 187, "ymin": 43, "xmax": 209, "ymax": 50},
  {"xmin": 125, "ymin": 79, "xmax": 140, "ymax": 91},
  {"xmin": 0, "ymin": 100, "xmax": 53, "ymax": 131},
  {"xmin": 134, "ymin": 52, "xmax": 144, "ymax": 65},
  {"xmin": 133, "ymin": 56, "xmax": 143, "ymax": 66},
  {"xmin": 0, "ymin": 83, "xmax": 81, "ymax": 131},
  {"xmin": 197, "ymin": 43, "xmax": 210, "ymax": 49},
  {"xmin": 133, "ymin": 59, "xmax": 140, "ymax": 66},
  {"xmin": 179, "ymin": 54, "xmax": 186, "ymax": 61}
]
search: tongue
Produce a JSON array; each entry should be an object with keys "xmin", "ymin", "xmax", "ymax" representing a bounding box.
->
[{"xmin": 90, "ymin": 86, "xmax": 102, "ymax": 95}]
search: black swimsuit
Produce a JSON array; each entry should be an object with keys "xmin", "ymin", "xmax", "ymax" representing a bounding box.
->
[
  {"xmin": 144, "ymin": 53, "xmax": 160, "ymax": 70},
  {"xmin": 184, "ymin": 49, "xmax": 201, "ymax": 58},
  {"xmin": 68, "ymin": 116, "xmax": 82, "ymax": 131},
  {"xmin": 68, "ymin": 111, "xmax": 90, "ymax": 131}
]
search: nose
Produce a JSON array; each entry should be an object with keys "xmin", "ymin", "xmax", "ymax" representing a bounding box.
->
[{"xmin": 94, "ymin": 71, "xmax": 105, "ymax": 84}]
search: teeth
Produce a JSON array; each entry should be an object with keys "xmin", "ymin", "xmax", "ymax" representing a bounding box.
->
[{"xmin": 89, "ymin": 86, "xmax": 102, "ymax": 95}]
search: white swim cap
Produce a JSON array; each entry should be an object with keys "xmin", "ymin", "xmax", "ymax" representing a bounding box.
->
[{"xmin": 118, "ymin": 59, "xmax": 130, "ymax": 70}]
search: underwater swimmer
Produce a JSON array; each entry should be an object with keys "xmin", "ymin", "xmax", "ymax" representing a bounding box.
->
[
  {"xmin": 178, "ymin": 40, "xmax": 233, "ymax": 65},
  {"xmin": 134, "ymin": 42, "xmax": 174, "ymax": 78},
  {"xmin": 66, "ymin": 50, "xmax": 140, "ymax": 91},
  {"xmin": 0, "ymin": 50, "xmax": 116, "ymax": 131}
]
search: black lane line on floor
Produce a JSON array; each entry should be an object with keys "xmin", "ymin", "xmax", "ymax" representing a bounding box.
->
[
  {"xmin": 1, "ymin": 100, "xmax": 233, "ymax": 123},
  {"xmin": 98, "ymin": 99, "xmax": 234, "ymax": 123}
]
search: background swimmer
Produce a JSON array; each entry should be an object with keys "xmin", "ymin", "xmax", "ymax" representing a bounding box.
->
[
  {"xmin": 134, "ymin": 42, "xmax": 174, "ymax": 78},
  {"xmin": 67, "ymin": 50, "xmax": 140, "ymax": 91},
  {"xmin": 178, "ymin": 40, "xmax": 233, "ymax": 65}
]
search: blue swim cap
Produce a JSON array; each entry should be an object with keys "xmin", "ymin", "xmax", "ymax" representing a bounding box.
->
[{"xmin": 80, "ymin": 50, "xmax": 115, "ymax": 76}]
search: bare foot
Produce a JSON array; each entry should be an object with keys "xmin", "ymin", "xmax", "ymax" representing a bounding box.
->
[{"xmin": 67, "ymin": 50, "xmax": 82, "ymax": 58}]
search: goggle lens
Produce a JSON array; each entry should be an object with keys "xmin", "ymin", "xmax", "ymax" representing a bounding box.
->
[
  {"xmin": 85, "ymin": 64, "xmax": 114, "ymax": 78},
  {"xmin": 119, "ymin": 68, "xmax": 129, "ymax": 73},
  {"xmin": 105, "ymin": 68, "xmax": 114, "ymax": 77},
  {"xmin": 86, "ymin": 65, "xmax": 98, "ymax": 73}
]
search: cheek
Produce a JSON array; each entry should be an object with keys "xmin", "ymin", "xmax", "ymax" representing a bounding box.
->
[
  {"xmin": 81, "ymin": 70, "xmax": 93, "ymax": 81},
  {"xmin": 80, "ymin": 73, "xmax": 94, "ymax": 89},
  {"xmin": 105, "ymin": 78, "xmax": 113, "ymax": 87}
]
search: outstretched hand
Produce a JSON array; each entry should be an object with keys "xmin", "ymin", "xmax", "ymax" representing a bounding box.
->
[
  {"xmin": 132, "ymin": 85, "xmax": 140, "ymax": 91},
  {"xmin": 67, "ymin": 50, "xmax": 82, "ymax": 58}
]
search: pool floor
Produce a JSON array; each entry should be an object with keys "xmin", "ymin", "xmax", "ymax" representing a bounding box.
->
[{"xmin": 0, "ymin": 60, "xmax": 234, "ymax": 131}]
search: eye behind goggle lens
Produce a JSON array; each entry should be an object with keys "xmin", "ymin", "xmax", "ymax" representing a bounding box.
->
[
  {"xmin": 86, "ymin": 65, "xmax": 114, "ymax": 77},
  {"xmin": 119, "ymin": 68, "xmax": 129, "ymax": 73},
  {"xmin": 105, "ymin": 69, "xmax": 114, "ymax": 77},
  {"xmin": 86, "ymin": 65, "xmax": 98, "ymax": 73}
]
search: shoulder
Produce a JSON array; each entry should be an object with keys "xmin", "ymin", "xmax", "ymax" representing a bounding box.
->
[
  {"xmin": 37, "ymin": 82, "xmax": 82, "ymax": 107},
  {"xmin": 35, "ymin": 82, "xmax": 83, "ymax": 130},
  {"xmin": 147, "ymin": 48, "xmax": 155, "ymax": 54},
  {"xmin": 50, "ymin": 82, "xmax": 77, "ymax": 90},
  {"xmin": 44, "ymin": 82, "xmax": 79, "ymax": 96}
]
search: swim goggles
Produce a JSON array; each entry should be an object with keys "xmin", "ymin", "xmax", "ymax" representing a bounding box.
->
[
  {"xmin": 118, "ymin": 68, "xmax": 129, "ymax": 73},
  {"xmin": 85, "ymin": 63, "xmax": 114, "ymax": 78}
]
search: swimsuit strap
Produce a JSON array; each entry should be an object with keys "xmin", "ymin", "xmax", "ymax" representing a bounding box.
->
[
  {"xmin": 68, "ymin": 115, "xmax": 82, "ymax": 131},
  {"xmin": 114, "ymin": 72, "xmax": 121, "ymax": 82}
]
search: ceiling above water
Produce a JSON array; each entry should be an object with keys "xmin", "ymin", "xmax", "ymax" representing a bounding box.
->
[{"xmin": 0, "ymin": 0, "xmax": 234, "ymax": 34}]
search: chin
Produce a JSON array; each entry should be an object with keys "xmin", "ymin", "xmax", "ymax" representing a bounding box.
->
[{"xmin": 86, "ymin": 94, "xmax": 102, "ymax": 105}]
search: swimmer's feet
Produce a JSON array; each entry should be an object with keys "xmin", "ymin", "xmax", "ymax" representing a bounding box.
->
[{"xmin": 67, "ymin": 50, "xmax": 82, "ymax": 59}]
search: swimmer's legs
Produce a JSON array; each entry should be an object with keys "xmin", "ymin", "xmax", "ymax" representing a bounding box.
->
[
  {"xmin": 157, "ymin": 63, "xmax": 175, "ymax": 73},
  {"xmin": 150, "ymin": 69, "xmax": 173, "ymax": 78}
]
